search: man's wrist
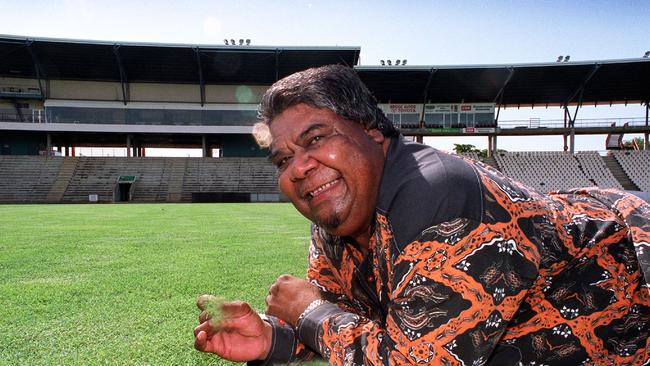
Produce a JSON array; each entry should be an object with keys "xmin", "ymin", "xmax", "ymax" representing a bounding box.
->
[
  {"xmin": 296, "ymin": 299, "xmax": 328, "ymax": 327},
  {"xmin": 248, "ymin": 315, "xmax": 297, "ymax": 366},
  {"xmin": 258, "ymin": 320, "xmax": 273, "ymax": 360},
  {"xmin": 296, "ymin": 302, "xmax": 345, "ymax": 354}
]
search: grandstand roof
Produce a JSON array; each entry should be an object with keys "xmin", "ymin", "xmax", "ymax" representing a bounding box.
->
[
  {"xmin": 356, "ymin": 59, "xmax": 650, "ymax": 106},
  {"xmin": 1, "ymin": 35, "xmax": 649, "ymax": 106},
  {"xmin": 0, "ymin": 35, "xmax": 360, "ymax": 85}
]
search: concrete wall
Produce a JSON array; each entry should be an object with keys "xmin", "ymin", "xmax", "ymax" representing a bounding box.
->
[
  {"xmin": 39, "ymin": 79, "xmax": 269, "ymax": 104},
  {"xmin": 0, "ymin": 77, "xmax": 41, "ymax": 90},
  {"xmin": 205, "ymin": 84, "xmax": 266, "ymax": 103},
  {"xmin": 49, "ymin": 80, "xmax": 122, "ymax": 101},
  {"xmin": 130, "ymin": 83, "xmax": 200, "ymax": 102}
]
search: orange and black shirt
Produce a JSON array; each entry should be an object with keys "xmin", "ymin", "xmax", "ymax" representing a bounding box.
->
[{"xmin": 256, "ymin": 136, "xmax": 650, "ymax": 365}]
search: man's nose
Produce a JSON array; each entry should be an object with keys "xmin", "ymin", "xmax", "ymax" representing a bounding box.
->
[{"xmin": 290, "ymin": 150, "xmax": 317, "ymax": 181}]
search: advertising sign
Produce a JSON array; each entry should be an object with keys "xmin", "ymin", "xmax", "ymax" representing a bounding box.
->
[{"xmin": 380, "ymin": 104, "xmax": 422, "ymax": 114}]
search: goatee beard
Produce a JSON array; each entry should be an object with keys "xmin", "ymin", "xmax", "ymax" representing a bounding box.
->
[{"xmin": 316, "ymin": 214, "xmax": 342, "ymax": 231}]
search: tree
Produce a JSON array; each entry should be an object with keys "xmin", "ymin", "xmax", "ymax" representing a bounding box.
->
[
  {"xmin": 622, "ymin": 137, "xmax": 646, "ymax": 150},
  {"xmin": 453, "ymin": 144, "xmax": 480, "ymax": 154}
]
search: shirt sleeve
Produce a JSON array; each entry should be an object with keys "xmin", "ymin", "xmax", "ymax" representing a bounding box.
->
[
  {"xmin": 295, "ymin": 215, "xmax": 543, "ymax": 365},
  {"xmin": 251, "ymin": 224, "xmax": 365, "ymax": 364},
  {"xmin": 246, "ymin": 315, "xmax": 316, "ymax": 366}
]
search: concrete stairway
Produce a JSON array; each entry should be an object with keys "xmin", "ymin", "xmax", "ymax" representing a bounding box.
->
[
  {"xmin": 46, "ymin": 158, "xmax": 78, "ymax": 202},
  {"xmin": 166, "ymin": 158, "xmax": 186, "ymax": 202},
  {"xmin": 602, "ymin": 155, "xmax": 638, "ymax": 191}
]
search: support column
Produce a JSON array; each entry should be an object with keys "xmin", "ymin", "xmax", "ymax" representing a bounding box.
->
[
  {"xmin": 46, "ymin": 133, "xmax": 51, "ymax": 156},
  {"xmin": 564, "ymin": 106, "xmax": 576, "ymax": 154},
  {"xmin": 202, "ymin": 135, "xmax": 212, "ymax": 157},
  {"xmin": 126, "ymin": 135, "xmax": 132, "ymax": 157},
  {"xmin": 71, "ymin": 146, "xmax": 76, "ymax": 157},
  {"xmin": 487, "ymin": 135, "xmax": 493, "ymax": 157},
  {"xmin": 493, "ymin": 134, "xmax": 498, "ymax": 153},
  {"xmin": 64, "ymin": 146, "xmax": 69, "ymax": 157},
  {"xmin": 563, "ymin": 108, "xmax": 568, "ymax": 151},
  {"xmin": 643, "ymin": 100, "xmax": 650, "ymax": 150}
]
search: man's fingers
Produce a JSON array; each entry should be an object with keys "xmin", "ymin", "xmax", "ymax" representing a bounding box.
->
[
  {"xmin": 198, "ymin": 296, "xmax": 251, "ymax": 319},
  {"xmin": 194, "ymin": 330, "xmax": 208, "ymax": 351},
  {"xmin": 195, "ymin": 329, "xmax": 231, "ymax": 356},
  {"xmin": 198, "ymin": 310, "xmax": 211, "ymax": 324},
  {"xmin": 194, "ymin": 330, "xmax": 220, "ymax": 354},
  {"xmin": 194, "ymin": 320, "xmax": 215, "ymax": 337},
  {"xmin": 196, "ymin": 294, "xmax": 218, "ymax": 311},
  {"xmin": 220, "ymin": 300, "xmax": 254, "ymax": 318}
]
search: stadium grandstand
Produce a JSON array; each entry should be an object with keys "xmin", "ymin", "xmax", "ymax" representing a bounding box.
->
[{"xmin": 1, "ymin": 34, "xmax": 649, "ymax": 203}]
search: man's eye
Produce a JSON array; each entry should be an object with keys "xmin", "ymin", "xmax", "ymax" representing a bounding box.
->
[
  {"xmin": 309, "ymin": 135, "xmax": 323, "ymax": 145},
  {"xmin": 276, "ymin": 156, "xmax": 291, "ymax": 169}
]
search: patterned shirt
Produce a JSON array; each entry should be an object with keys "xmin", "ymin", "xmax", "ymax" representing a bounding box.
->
[{"xmin": 257, "ymin": 136, "xmax": 650, "ymax": 366}]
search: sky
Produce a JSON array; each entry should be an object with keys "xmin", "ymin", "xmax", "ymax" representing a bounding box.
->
[{"xmin": 1, "ymin": 0, "xmax": 648, "ymax": 154}]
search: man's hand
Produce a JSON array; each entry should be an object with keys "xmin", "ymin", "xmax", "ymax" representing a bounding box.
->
[
  {"xmin": 265, "ymin": 275, "xmax": 321, "ymax": 327},
  {"xmin": 194, "ymin": 295, "xmax": 272, "ymax": 362}
]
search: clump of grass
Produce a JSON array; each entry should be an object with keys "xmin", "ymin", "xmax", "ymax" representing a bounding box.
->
[{"xmin": 198, "ymin": 294, "xmax": 226, "ymax": 329}]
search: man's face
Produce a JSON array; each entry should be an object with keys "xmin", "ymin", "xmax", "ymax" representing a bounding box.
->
[{"xmin": 269, "ymin": 104, "xmax": 387, "ymax": 240}]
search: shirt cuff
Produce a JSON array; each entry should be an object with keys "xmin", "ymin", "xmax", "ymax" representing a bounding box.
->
[
  {"xmin": 296, "ymin": 302, "xmax": 345, "ymax": 353},
  {"xmin": 247, "ymin": 315, "xmax": 296, "ymax": 366}
]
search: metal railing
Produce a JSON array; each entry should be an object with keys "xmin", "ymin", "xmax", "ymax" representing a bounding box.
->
[
  {"xmin": 497, "ymin": 117, "xmax": 647, "ymax": 129},
  {"xmin": 0, "ymin": 110, "xmax": 647, "ymax": 130},
  {"xmin": 0, "ymin": 109, "xmax": 44, "ymax": 123}
]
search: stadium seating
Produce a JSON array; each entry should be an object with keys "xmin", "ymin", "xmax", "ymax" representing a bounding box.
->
[
  {"xmin": 0, "ymin": 156, "xmax": 279, "ymax": 203},
  {"xmin": 61, "ymin": 157, "xmax": 169, "ymax": 202},
  {"xmin": 612, "ymin": 151, "xmax": 650, "ymax": 192},
  {"xmin": 0, "ymin": 151, "xmax": 644, "ymax": 202},
  {"xmin": 180, "ymin": 157, "xmax": 278, "ymax": 202},
  {"xmin": 575, "ymin": 151, "xmax": 624, "ymax": 190},
  {"xmin": 494, "ymin": 151, "xmax": 593, "ymax": 193},
  {"xmin": 0, "ymin": 156, "xmax": 63, "ymax": 202}
]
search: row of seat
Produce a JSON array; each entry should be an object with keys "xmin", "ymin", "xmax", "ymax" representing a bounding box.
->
[
  {"xmin": 612, "ymin": 151, "xmax": 650, "ymax": 192},
  {"xmin": 0, "ymin": 156, "xmax": 278, "ymax": 203},
  {"xmin": 490, "ymin": 151, "xmax": 627, "ymax": 193},
  {"xmin": 0, "ymin": 151, "xmax": 647, "ymax": 203}
]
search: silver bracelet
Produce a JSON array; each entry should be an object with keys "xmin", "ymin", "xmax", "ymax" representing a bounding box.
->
[{"xmin": 297, "ymin": 299, "xmax": 328, "ymax": 324}]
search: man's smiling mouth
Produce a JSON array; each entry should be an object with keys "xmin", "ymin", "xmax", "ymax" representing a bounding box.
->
[{"xmin": 306, "ymin": 178, "xmax": 341, "ymax": 200}]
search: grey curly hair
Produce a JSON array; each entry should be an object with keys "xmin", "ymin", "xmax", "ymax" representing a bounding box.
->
[{"xmin": 253, "ymin": 64, "xmax": 399, "ymax": 148}]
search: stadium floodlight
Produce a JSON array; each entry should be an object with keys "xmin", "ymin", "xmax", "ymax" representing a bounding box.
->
[
  {"xmin": 396, "ymin": 59, "xmax": 401, "ymax": 65},
  {"xmin": 387, "ymin": 60, "xmax": 392, "ymax": 65},
  {"xmin": 564, "ymin": 55, "xmax": 570, "ymax": 62},
  {"xmin": 644, "ymin": 51, "xmax": 650, "ymax": 58},
  {"xmin": 380, "ymin": 60, "xmax": 385, "ymax": 66},
  {"xmin": 246, "ymin": 39, "xmax": 251, "ymax": 45},
  {"xmin": 239, "ymin": 39, "xmax": 244, "ymax": 45},
  {"xmin": 557, "ymin": 56, "xmax": 563, "ymax": 62},
  {"xmin": 224, "ymin": 39, "xmax": 229, "ymax": 45},
  {"xmin": 230, "ymin": 39, "xmax": 236, "ymax": 45}
]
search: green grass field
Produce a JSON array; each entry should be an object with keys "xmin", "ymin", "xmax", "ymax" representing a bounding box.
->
[{"xmin": 0, "ymin": 203, "xmax": 311, "ymax": 365}]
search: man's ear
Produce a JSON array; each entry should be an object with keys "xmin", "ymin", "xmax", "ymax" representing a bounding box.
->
[{"xmin": 364, "ymin": 128, "xmax": 385, "ymax": 144}]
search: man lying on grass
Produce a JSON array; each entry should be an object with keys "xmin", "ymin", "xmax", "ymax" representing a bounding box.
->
[{"xmin": 194, "ymin": 64, "xmax": 650, "ymax": 365}]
